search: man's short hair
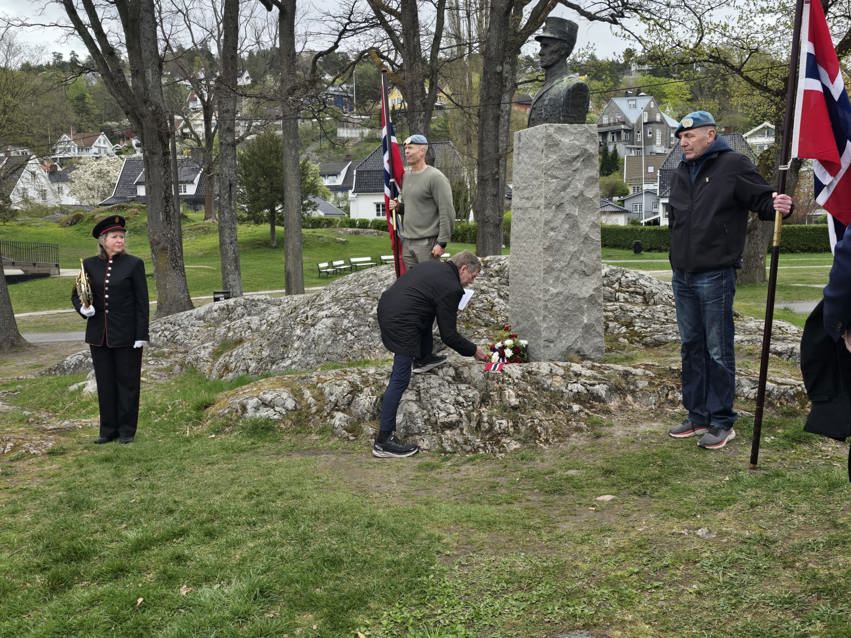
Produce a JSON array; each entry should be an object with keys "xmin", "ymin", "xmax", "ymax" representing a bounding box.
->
[{"xmin": 450, "ymin": 250, "xmax": 481, "ymax": 273}]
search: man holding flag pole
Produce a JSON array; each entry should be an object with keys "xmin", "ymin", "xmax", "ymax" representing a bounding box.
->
[
  {"xmin": 380, "ymin": 70, "xmax": 406, "ymax": 278},
  {"xmin": 666, "ymin": 111, "xmax": 793, "ymax": 451}
]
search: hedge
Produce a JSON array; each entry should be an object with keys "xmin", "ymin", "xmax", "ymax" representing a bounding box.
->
[
  {"xmin": 302, "ymin": 212, "xmax": 512, "ymax": 247},
  {"xmin": 300, "ymin": 215, "xmax": 831, "ymax": 254},
  {"xmin": 600, "ymin": 223, "xmax": 832, "ymax": 253}
]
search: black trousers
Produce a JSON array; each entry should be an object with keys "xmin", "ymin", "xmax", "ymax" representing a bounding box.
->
[{"xmin": 90, "ymin": 345, "xmax": 143, "ymax": 440}]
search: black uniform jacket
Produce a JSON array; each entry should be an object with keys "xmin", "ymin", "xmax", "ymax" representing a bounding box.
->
[
  {"xmin": 823, "ymin": 226, "xmax": 851, "ymax": 340},
  {"xmin": 668, "ymin": 143, "xmax": 776, "ymax": 273},
  {"xmin": 377, "ymin": 260, "xmax": 476, "ymax": 360},
  {"xmin": 72, "ymin": 252, "xmax": 150, "ymax": 347},
  {"xmin": 800, "ymin": 301, "xmax": 851, "ymax": 480}
]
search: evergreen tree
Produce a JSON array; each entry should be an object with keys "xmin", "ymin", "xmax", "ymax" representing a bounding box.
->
[
  {"xmin": 600, "ymin": 145, "xmax": 611, "ymax": 176},
  {"xmin": 607, "ymin": 147, "xmax": 621, "ymax": 176},
  {"xmin": 237, "ymin": 129, "xmax": 330, "ymax": 247}
]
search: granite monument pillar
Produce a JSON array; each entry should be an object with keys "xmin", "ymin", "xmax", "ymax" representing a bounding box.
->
[{"xmin": 509, "ymin": 123, "xmax": 603, "ymax": 361}]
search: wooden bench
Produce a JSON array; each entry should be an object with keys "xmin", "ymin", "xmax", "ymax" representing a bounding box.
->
[
  {"xmin": 379, "ymin": 255, "xmax": 395, "ymax": 265},
  {"xmin": 349, "ymin": 256, "xmax": 377, "ymax": 270},
  {"xmin": 331, "ymin": 259, "xmax": 352, "ymax": 274},
  {"xmin": 317, "ymin": 261, "xmax": 336, "ymax": 277}
]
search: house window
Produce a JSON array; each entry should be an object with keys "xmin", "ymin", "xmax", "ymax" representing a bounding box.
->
[
  {"xmin": 652, "ymin": 200, "xmax": 659, "ymax": 211},
  {"xmin": 628, "ymin": 99, "xmax": 636, "ymax": 108},
  {"xmin": 647, "ymin": 166, "xmax": 654, "ymax": 174},
  {"xmin": 375, "ymin": 202, "xmax": 385, "ymax": 217},
  {"xmin": 57, "ymin": 185, "xmax": 64, "ymax": 196},
  {"xmin": 656, "ymin": 130, "xmax": 662, "ymax": 145},
  {"xmin": 178, "ymin": 183, "xmax": 188, "ymax": 194},
  {"xmin": 632, "ymin": 185, "xmax": 642, "ymax": 194},
  {"xmin": 632, "ymin": 203, "xmax": 642, "ymax": 214},
  {"xmin": 39, "ymin": 188, "xmax": 47, "ymax": 201}
]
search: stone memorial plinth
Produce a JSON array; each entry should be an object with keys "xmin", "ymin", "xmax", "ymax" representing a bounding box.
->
[{"xmin": 509, "ymin": 123, "xmax": 603, "ymax": 361}]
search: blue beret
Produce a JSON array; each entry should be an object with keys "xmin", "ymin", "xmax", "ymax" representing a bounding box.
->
[
  {"xmin": 404, "ymin": 134, "xmax": 428, "ymax": 145},
  {"xmin": 675, "ymin": 111, "xmax": 716, "ymax": 138}
]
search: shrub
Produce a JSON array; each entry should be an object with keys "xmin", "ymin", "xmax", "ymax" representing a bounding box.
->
[{"xmin": 599, "ymin": 223, "xmax": 833, "ymax": 253}]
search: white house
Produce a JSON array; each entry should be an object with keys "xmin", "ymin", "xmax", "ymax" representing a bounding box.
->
[
  {"xmin": 743, "ymin": 121, "xmax": 776, "ymax": 155},
  {"xmin": 600, "ymin": 198, "xmax": 632, "ymax": 226},
  {"xmin": 2, "ymin": 155, "xmax": 61, "ymax": 208},
  {"xmin": 52, "ymin": 131, "xmax": 116, "ymax": 159}
]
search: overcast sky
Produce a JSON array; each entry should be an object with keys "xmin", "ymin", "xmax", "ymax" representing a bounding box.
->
[{"xmin": 1, "ymin": 0, "xmax": 631, "ymax": 63}]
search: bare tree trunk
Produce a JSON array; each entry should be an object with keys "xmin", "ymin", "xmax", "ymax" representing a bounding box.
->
[
  {"xmin": 62, "ymin": 0, "xmax": 192, "ymax": 317},
  {"xmin": 280, "ymin": 1, "xmax": 304, "ymax": 295},
  {"xmin": 739, "ymin": 216, "xmax": 772, "ymax": 285},
  {"xmin": 473, "ymin": 0, "xmax": 556, "ymax": 255},
  {"xmin": 270, "ymin": 209, "xmax": 277, "ymax": 248},
  {"xmin": 215, "ymin": 0, "xmax": 243, "ymax": 297},
  {"xmin": 474, "ymin": 0, "xmax": 513, "ymax": 256},
  {"xmin": 0, "ymin": 273, "xmax": 26, "ymax": 352},
  {"xmin": 202, "ymin": 106, "xmax": 217, "ymax": 222}
]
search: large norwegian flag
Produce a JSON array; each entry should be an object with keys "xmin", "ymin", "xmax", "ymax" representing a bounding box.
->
[
  {"xmin": 380, "ymin": 74, "xmax": 406, "ymax": 277},
  {"xmin": 791, "ymin": 0, "xmax": 851, "ymax": 229}
]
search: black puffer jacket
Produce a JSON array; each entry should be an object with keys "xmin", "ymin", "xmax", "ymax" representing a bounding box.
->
[
  {"xmin": 377, "ymin": 260, "xmax": 476, "ymax": 359},
  {"xmin": 668, "ymin": 139, "xmax": 776, "ymax": 272}
]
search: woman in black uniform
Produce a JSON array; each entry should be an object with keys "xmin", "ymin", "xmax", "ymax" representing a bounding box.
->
[{"xmin": 72, "ymin": 215, "xmax": 149, "ymax": 444}]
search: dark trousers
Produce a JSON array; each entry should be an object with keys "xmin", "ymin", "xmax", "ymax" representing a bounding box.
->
[
  {"xmin": 672, "ymin": 267, "xmax": 737, "ymax": 430},
  {"xmin": 90, "ymin": 345, "xmax": 143, "ymax": 440},
  {"xmin": 379, "ymin": 354, "xmax": 414, "ymax": 436}
]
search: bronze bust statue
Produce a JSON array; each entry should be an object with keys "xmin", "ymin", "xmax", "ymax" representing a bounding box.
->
[{"xmin": 527, "ymin": 17, "xmax": 590, "ymax": 127}]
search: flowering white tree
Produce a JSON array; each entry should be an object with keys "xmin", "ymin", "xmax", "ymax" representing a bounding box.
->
[{"xmin": 69, "ymin": 157, "xmax": 124, "ymax": 206}]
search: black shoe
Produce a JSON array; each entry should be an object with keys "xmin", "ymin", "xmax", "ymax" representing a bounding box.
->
[
  {"xmin": 412, "ymin": 354, "xmax": 447, "ymax": 374},
  {"xmin": 372, "ymin": 435, "xmax": 419, "ymax": 458},
  {"xmin": 119, "ymin": 437, "xmax": 134, "ymax": 444},
  {"xmin": 94, "ymin": 435, "xmax": 117, "ymax": 444}
]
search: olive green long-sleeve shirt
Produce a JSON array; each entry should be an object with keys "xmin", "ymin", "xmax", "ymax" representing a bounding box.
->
[{"xmin": 399, "ymin": 165, "xmax": 455, "ymax": 244}]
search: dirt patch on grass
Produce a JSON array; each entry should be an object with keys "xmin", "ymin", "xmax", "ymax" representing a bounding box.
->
[{"xmin": 0, "ymin": 341, "xmax": 85, "ymax": 382}]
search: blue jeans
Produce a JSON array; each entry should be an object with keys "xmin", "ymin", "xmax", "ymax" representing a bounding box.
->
[
  {"xmin": 672, "ymin": 267, "xmax": 737, "ymax": 430},
  {"xmin": 379, "ymin": 354, "xmax": 414, "ymax": 435}
]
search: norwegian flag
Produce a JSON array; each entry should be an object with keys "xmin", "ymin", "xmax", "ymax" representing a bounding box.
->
[
  {"xmin": 790, "ymin": 0, "xmax": 851, "ymax": 229},
  {"xmin": 381, "ymin": 73, "xmax": 406, "ymax": 277}
]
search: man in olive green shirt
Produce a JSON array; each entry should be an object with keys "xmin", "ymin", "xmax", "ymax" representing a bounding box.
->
[{"xmin": 389, "ymin": 134, "xmax": 456, "ymax": 270}]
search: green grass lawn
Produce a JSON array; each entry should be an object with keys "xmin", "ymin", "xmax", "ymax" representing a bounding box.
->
[
  {"xmin": 1, "ymin": 368, "xmax": 849, "ymax": 637},
  {"xmin": 2, "ymin": 211, "xmax": 479, "ymax": 318},
  {"xmin": 2, "ymin": 215, "xmax": 847, "ymax": 636}
]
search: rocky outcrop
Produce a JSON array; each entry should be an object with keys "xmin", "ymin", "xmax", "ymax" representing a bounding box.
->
[{"xmin": 48, "ymin": 257, "xmax": 808, "ymax": 453}]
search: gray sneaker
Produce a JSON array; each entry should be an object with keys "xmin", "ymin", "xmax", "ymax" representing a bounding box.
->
[
  {"xmin": 668, "ymin": 419, "xmax": 708, "ymax": 438},
  {"xmin": 698, "ymin": 427, "xmax": 736, "ymax": 449},
  {"xmin": 372, "ymin": 435, "xmax": 419, "ymax": 458}
]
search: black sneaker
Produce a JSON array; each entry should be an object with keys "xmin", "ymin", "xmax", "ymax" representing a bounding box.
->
[
  {"xmin": 412, "ymin": 354, "xmax": 447, "ymax": 374},
  {"xmin": 668, "ymin": 419, "xmax": 708, "ymax": 438},
  {"xmin": 372, "ymin": 435, "xmax": 419, "ymax": 458}
]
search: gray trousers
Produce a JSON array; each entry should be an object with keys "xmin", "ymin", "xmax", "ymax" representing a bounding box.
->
[{"xmin": 401, "ymin": 236, "xmax": 440, "ymax": 270}]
